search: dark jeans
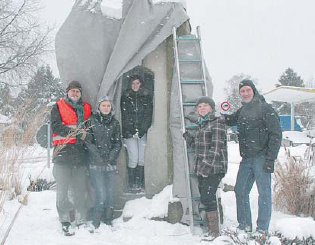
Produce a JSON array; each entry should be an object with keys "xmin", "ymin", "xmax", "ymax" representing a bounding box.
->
[
  {"xmin": 198, "ymin": 174, "xmax": 224, "ymax": 212},
  {"xmin": 234, "ymin": 155, "xmax": 271, "ymax": 232}
]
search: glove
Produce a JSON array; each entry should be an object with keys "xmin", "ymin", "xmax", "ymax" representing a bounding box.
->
[
  {"xmin": 183, "ymin": 131, "xmax": 189, "ymax": 140},
  {"xmin": 263, "ymin": 160, "xmax": 275, "ymax": 173},
  {"xmin": 80, "ymin": 130, "xmax": 87, "ymax": 141}
]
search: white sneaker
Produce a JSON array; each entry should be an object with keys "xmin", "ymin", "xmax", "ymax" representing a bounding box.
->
[{"xmin": 62, "ymin": 222, "xmax": 75, "ymax": 236}]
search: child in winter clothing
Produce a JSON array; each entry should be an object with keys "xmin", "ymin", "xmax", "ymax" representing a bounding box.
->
[
  {"xmin": 184, "ymin": 96, "xmax": 228, "ymax": 238},
  {"xmin": 86, "ymin": 96, "xmax": 122, "ymax": 229}
]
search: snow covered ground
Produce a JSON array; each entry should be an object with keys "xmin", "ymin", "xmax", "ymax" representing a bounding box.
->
[{"xmin": 1, "ymin": 142, "xmax": 315, "ymax": 244}]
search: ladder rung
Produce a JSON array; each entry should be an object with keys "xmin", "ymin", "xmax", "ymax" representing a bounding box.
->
[
  {"xmin": 185, "ymin": 124, "xmax": 198, "ymax": 130},
  {"xmin": 187, "ymin": 149, "xmax": 194, "ymax": 153},
  {"xmin": 191, "ymin": 196, "xmax": 201, "ymax": 201},
  {"xmin": 189, "ymin": 172, "xmax": 197, "ymax": 177},
  {"xmin": 177, "ymin": 37, "xmax": 200, "ymax": 41},
  {"xmin": 193, "ymin": 219, "xmax": 207, "ymax": 225},
  {"xmin": 183, "ymin": 102, "xmax": 196, "ymax": 106},
  {"xmin": 178, "ymin": 59, "xmax": 202, "ymax": 63},
  {"xmin": 181, "ymin": 80, "xmax": 205, "ymax": 84}
]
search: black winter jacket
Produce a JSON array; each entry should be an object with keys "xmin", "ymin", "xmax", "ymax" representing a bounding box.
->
[
  {"xmin": 120, "ymin": 88, "xmax": 153, "ymax": 139},
  {"xmin": 86, "ymin": 112, "xmax": 122, "ymax": 166},
  {"xmin": 225, "ymin": 95, "xmax": 282, "ymax": 161}
]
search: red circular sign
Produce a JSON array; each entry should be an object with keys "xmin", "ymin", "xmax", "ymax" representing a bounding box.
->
[{"xmin": 221, "ymin": 101, "xmax": 231, "ymax": 111}]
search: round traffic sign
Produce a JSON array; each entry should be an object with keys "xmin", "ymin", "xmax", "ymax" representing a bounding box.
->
[{"xmin": 221, "ymin": 101, "xmax": 231, "ymax": 111}]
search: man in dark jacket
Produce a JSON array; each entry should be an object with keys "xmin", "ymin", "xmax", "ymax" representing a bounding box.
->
[
  {"xmin": 120, "ymin": 75, "xmax": 153, "ymax": 191},
  {"xmin": 51, "ymin": 81, "xmax": 92, "ymax": 236},
  {"xmin": 225, "ymin": 79, "xmax": 282, "ymax": 235}
]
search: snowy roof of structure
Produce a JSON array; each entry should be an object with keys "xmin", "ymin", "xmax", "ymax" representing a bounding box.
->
[
  {"xmin": 264, "ymin": 86, "xmax": 315, "ymax": 104},
  {"xmin": 77, "ymin": 0, "xmax": 186, "ymax": 19}
]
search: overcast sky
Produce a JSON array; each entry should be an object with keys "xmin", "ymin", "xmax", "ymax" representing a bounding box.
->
[{"xmin": 40, "ymin": 0, "xmax": 315, "ymax": 101}]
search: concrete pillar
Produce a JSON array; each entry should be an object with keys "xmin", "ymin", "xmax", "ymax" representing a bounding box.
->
[{"xmin": 142, "ymin": 40, "xmax": 170, "ymax": 197}]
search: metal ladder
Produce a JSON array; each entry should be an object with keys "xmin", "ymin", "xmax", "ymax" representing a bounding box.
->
[{"xmin": 172, "ymin": 26, "xmax": 209, "ymax": 233}]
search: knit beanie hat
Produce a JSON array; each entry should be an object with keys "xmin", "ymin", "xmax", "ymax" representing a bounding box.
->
[
  {"xmin": 239, "ymin": 79, "xmax": 256, "ymax": 94},
  {"xmin": 66, "ymin": 80, "xmax": 82, "ymax": 92},
  {"xmin": 98, "ymin": 96, "xmax": 114, "ymax": 113},
  {"xmin": 196, "ymin": 96, "xmax": 215, "ymax": 110}
]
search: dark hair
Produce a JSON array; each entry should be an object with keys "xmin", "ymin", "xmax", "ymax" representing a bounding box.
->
[{"xmin": 129, "ymin": 75, "xmax": 143, "ymax": 84}]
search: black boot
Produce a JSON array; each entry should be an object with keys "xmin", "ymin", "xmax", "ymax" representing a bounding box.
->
[
  {"xmin": 103, "ymin": 207, "xmax": 114, "ymax": 225},
  {"xmin": 138, "ymin": 165, "xmax": 145, "ymax": 190},
  {"xmin": 92, "ymin": 210, "xmax": 102, "ymax": 229},
  {"xmin": 135, "ymin": 165, "xmax": 140, "ymax": 189},
  {"xmin": 127, "ymin": 167, "xmax": 136, "ymax": 191}
]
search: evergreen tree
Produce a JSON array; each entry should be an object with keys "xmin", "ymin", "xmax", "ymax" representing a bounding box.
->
[
  {"xmin": 278, "ymin": 68, "xmax": 304, "ymax": 87},
  {"xmin": 273, "ymin": 68, "xmax": 305, "ymax": 115},
  {"xmin": 14, "ymin": 65, "xmax": 64, "ymax": 124}
]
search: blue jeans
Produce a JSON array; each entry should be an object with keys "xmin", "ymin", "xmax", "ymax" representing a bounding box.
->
[
  {"xmin": 89, "ymin": 168, "xmax": 116, "ymax": 212},
  {"xmin": 234, "ymin": 155, "xmax": 271, "ymax": 232}
]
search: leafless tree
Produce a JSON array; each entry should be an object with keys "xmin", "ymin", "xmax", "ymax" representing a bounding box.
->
[{"xmin": 0, "ymin": 0, "xmax": 53, "ymax": 86}]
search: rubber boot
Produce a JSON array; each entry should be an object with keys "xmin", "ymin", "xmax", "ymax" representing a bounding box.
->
[
  {"xmin": 135, "ymin": 165, "xmax": 141, "ymax": 189},
  {"xmin": 138, "ymin": 165, "xmax": 145, "ymax": 190},
  {"xmin": 127, "ymin": 167, "xmax": 136, "ymax": 191},
  {"xmin": 104, "ymin": 207, "xmax": 114, "ymax": 225},
  {"xmin": 206, "ymin": 211, "xmax": 220, "ymax": 238}
]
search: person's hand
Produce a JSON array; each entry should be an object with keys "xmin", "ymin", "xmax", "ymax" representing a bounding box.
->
[
  {"xmin": 80, "ymin": 129, "xmax": 87, "ymax": 140},
  {"xmin": 263, "ymin": 160, "xmax": 275, "ymax": 173},
  {"xmin": 183, "ymin": 131, "xmax": 189, "ymax": 140}
]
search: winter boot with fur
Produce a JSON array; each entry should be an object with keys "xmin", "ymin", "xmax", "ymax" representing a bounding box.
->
[{"xmin": 206, "ymin": 211, "xmax": 220, "ymax": 238}]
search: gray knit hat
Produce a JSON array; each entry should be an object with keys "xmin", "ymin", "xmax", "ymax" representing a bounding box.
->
[
  {"xmin": 98, "ymin": 96, "xmax": 114, "ymax": 113},
  {"xmin": 196, "ymin": 96, "xmax": 215, "ymax": 109}
]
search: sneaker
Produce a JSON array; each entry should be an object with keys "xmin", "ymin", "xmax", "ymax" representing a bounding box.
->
[
  {"xmin": 237, "ymin": 225, "xmax": 252, "ymax": 233},
  {"xmin": 61, "ymin": 222, "xmax": 75, "ymax": 236},
  {"xmin": 252, "ymin": 229, "xmax": 268, "ymax": 239}
]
